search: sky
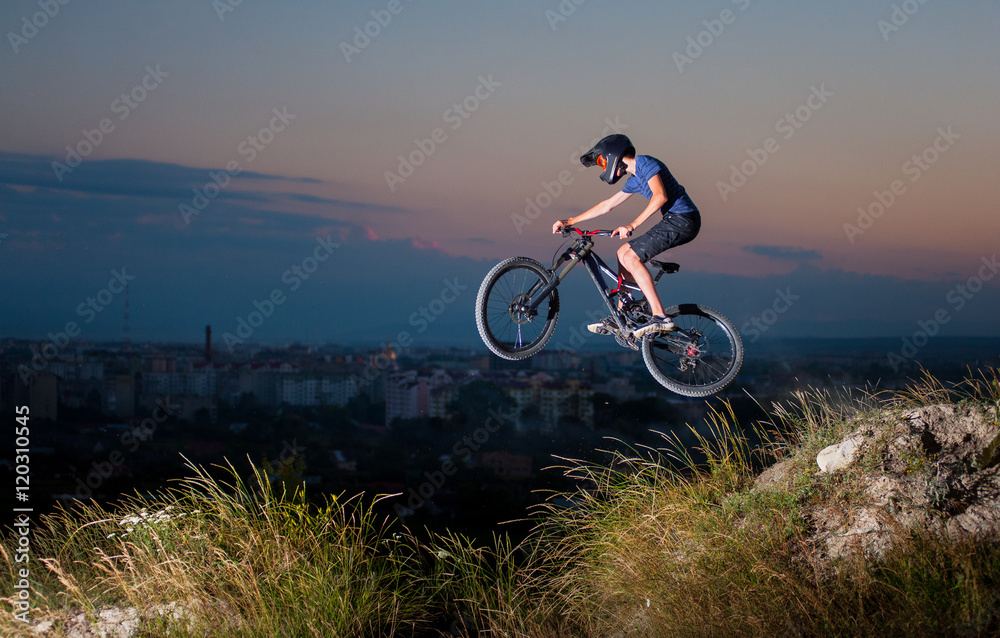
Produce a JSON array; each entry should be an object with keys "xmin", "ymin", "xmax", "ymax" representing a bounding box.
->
[{"xmin": 1, "ymin": 0, "xmax": 999, "ymax": 350}]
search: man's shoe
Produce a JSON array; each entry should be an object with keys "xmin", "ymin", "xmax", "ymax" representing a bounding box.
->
[
  {"xmin": 587, "ymin": 316, "xmax": 616, "ymax": 335},
  {"xmin": 633, "ymin": 316, "xmax": 676, "ymax": 339}
]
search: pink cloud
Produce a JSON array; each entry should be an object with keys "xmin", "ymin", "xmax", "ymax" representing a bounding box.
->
[{"xmin": 411, "ymin": 237, "xmax": 442, "ymax": 251}]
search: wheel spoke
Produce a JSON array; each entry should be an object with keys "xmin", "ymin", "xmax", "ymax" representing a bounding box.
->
[
  {"xmin": 641, "ymin": 305, "xmax": 743, "ymax": 397},
  {"xmin": 477, "ymin": 259, "xmax": 558, "ymax": 358}
]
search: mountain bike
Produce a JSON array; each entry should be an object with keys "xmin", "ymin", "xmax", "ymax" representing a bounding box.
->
[{"xmin": 475, "ymin": 227, "xmax": 743, "ymax": 397}]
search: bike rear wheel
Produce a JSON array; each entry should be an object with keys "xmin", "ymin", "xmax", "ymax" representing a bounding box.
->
[
  {"xmin": 641, "ymin": 303, "xmax": 743, "ymax": 397},
  {"xmin": 476, "ymin": 257, "xmax": 559, "ymax": 360}
]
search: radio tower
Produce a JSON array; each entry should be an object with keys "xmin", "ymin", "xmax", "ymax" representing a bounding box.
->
[{"xmin": 122, "ymin": 282, "xmax": 132, "ymax": 352}]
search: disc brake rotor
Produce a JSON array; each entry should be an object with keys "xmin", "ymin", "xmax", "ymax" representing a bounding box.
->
[
  {"xmin": 508, "ymin": 294, "xmax": 535, "ymax": 325},
  {"xmin": 678, "ymin": 332, "xmax": 706, "ymax": 370}
]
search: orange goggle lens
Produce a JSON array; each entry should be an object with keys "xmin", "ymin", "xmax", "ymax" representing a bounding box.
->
[{"xmin": 596, "ymin": 155, "xmax": 607, "ymax": 169}]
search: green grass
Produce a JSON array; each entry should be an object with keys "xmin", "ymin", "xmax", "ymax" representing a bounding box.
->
[{"xmin": 3, "ymin": 369, "xmax": 1000, "ymax": 636}]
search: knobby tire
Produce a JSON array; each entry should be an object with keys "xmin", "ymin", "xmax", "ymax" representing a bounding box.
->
[
  {"xmin": 641, "ymin": 303, "xmax": 743, "ymax": 397},
  {"xmin": 475, "ymin": 257, "xmax": 559, "ymax": 360}
]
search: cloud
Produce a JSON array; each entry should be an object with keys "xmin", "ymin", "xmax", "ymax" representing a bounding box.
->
[
  {"xmin": 743, "ymin": 245, "xmax": 822, "ymax": 262},
  {"xmin": 0, "ymin": 154, "xmax": 413, "ymax": 228},
  {"xmin": 284, "ymin": 193, "xmax": 408, "ymax": 214},
  {"xmin": 0, "ymin": 152, "xmax": 326, "ymax": 204},
  {"xmin": 411, "ymin": 238, "xmax": 443, "ymax": 251}
]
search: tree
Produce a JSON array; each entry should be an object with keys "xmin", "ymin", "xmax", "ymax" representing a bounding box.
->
[{"xmin": 447, "ymin": 380, "xmax": 515, "ymax": 430}]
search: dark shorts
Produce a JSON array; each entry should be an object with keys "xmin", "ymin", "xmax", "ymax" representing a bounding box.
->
[{"xmin": 628, "ymin": 210, "xmax": 701, "ymax": 262}]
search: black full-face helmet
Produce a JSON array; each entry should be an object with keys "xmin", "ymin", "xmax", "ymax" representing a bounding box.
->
[{"xmin": 580, "ymin": 134, "xmax": 634, "ymax": 185}]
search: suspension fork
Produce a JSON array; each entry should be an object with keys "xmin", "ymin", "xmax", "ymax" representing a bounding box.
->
[{"xmin": 525, "ymin": 249, "xmax": 581, "ymax": 312}]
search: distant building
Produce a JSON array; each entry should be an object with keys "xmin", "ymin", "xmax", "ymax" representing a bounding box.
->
[
  {"xmin": 323, "ymin": 377, "xmax": 360, "ymax": 407},
  {"xmin": 478, "ymin": 451, "xmax": 532, "ymax": 479},
  {"xmin": 594, "ymin": 376, "xmax": 638, "ymax": 401},
  {"xmin": 386, "ymin": 369, "xmax": 454, "ymax": 424},
  {"xmin": 331, "ymin": 450, "xmax": 357, "ymax": 473},
  {"xmin": 495, "ymin": 372, "xmax": 593, "ymax": 432},
  {"xmin": 384, "ymin": 368, "xmax": 594, "ymax": 431},
  {"xmin": 107, "ymin": 375, "xmax": 136, "ymax": 419},
  {"xmin": 30, "ymin": 372, "xmax": 59, "ymax": 421}
]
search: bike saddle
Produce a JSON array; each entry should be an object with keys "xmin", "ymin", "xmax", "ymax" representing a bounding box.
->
[{"xmin": 649, "ymin": 260, "xmax": 680, "ymax": 274}]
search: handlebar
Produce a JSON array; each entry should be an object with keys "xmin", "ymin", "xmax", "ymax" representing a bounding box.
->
[{"xmin": 559, "ymin": 227, "xmax": 618, "ymax": 238}]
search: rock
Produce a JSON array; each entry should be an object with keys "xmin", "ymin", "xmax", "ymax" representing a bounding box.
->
[
  {"xmin": 806, "ymin": 403, "xmax": 1000, "ymax": 562},
  {"xmin": 27, "ymin": 600, "xmax": 202, "ymax": 637},
  {"xmin": 817, "ymin": 435, "xmax": 862, "ymax": 473},
  {"xmin": 753, "ymin": 459, "xmax": 794, "ymax": 491}
]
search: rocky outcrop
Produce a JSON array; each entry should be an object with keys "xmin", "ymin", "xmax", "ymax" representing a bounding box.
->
[{"xmin": 759, "ymin": 403, "xmax": 1000, "ymax": 562}]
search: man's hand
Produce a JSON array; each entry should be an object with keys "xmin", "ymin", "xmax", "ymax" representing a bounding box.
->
[
  {"xmin": 552, "ymin": 219, "xmax": 571, "ymax": 234},
  {"xmin": 612, "ymin": 225, "xmax": 633, "ymax": 239}
]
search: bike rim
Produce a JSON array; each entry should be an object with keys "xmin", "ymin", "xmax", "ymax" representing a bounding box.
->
[
  {"xmin": 648, "ymin": 313, "xmax": 737, "ymax": 389},
  {"xmin": 484, "ymin": 266, "xmax": 553, "ymax": 352}
]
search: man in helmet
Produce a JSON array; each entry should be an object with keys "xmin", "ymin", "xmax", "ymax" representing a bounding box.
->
[{"xmin": 552, "ymin": 134, "xmax": 701, "ymax": 338}]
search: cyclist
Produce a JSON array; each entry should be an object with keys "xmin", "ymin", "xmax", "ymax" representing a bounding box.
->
[{"xmin": 552, "ymin": 134, "xmax": 701, "ymax": 338}]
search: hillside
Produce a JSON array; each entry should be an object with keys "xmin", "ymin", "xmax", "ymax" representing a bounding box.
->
[{"xmin": 3, "ymin": 370, "xmax": 999, "ymax": 637}]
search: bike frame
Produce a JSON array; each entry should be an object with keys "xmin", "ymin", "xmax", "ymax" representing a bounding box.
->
[{"xmin": 525, "ymin": 229, "xmax": 656, "ymax": 334}]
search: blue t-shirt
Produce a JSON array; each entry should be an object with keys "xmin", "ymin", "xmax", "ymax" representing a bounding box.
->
[{"xmin": 622, "ymin": 155, "xmax": 698, "ymax": 215}]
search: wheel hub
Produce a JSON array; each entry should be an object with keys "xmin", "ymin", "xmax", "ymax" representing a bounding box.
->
[{"xmin": 508, "ymin": 294, "xmax": 535, "ymax": 325}]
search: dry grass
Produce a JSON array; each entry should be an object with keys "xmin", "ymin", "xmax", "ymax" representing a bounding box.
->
[
  {"xmin": 0, "ymin": 458, "xmax": 548, "ymax": 637},
  {"xmin": 525, "ymin": 370, "xmax": 1000, "ymax": 637},
  {"xmin": 3, "ymin": 370, "xmax": 1000, "ymax": 637}
]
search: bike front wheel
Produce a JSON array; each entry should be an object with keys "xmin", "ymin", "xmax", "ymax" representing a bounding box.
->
[
  {"xmin": 641, "ymin": 303, "xmax": 743, "ymax": 397},
  {"xmin": 476, "ymin": 257, "xmax": 559, "ymax": 360}
]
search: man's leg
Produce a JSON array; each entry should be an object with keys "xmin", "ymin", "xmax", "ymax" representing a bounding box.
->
[
  {"xmin": 620, "ymin": 213, "xmax": 699, "ymax": 337},
  {"xmin": 617, "ymin": 243, "xmax": 665, "ymax": 317}
]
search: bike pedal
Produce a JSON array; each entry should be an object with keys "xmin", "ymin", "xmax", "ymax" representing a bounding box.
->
[{"xmin": 586, "ymin": 323, "xmax": 611, "ymax": 336}]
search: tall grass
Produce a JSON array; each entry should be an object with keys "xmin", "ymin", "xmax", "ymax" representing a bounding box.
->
[
  {"xmin": 0, "ymin": 457, "xmax": 551, "ymax": 637},
  {"xmin": 526, "ymin": 372, "xmax": 1000, "ymax": 637},
  {"xmin": 3, "ymin": 370, "xmax": 999, "ymax": 636},
  {"xmin": 2, "ymin": 458, "xmax": 432, "ymax": 636}
]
